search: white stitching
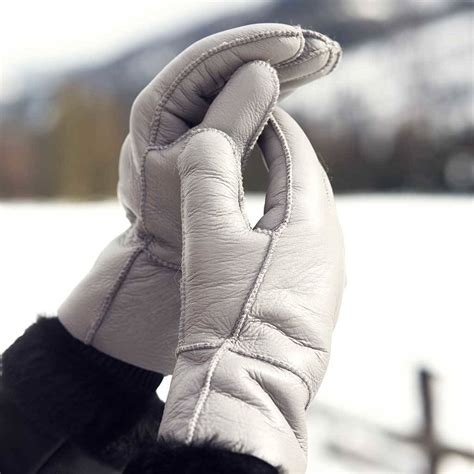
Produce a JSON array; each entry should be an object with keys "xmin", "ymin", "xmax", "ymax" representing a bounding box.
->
[
  {"xmin": 185, "ymin": 341, "xmax": 232, "ymax": 443},
  {"xmin": 253, "ymin": 226, "xmax": 274, "ymax": 236},
  {"xmin": 259, "ymin": 115, "xmax": 293, "ymax": 234},
  {"xmin": 276, "ymin": 29, "xmax": 337, "ymax": 71},
  {"xmin": 178, "ymin": 128, "xmax": 251, "ymax": 347},
  {"xmin": 178, "ymin": 149, "xmax": 187, "ymax": 345},
  {"xmin": 138, "ymin": 28, "xmax": 338, "ymax": 238},
  {"xmin": 271, "ymin": 25, "xmax": 304, "ymax": 68},
  {"xmin": 276, "ymin": 46, "xmax": 329, "ymax": 70},
  {"xmin": 240, "ymin": 60, "xmax": 280, "ymax": 168},
  {"xmin": 185, "ymin": 111, "xmax": 295, "ymax": 442},
  {"xmin": 139, "ymin": 28, "xmax": 304, "ymax": 235},
  {"xmin": 176, "ymin": 341, "xmax": 223, "ymax": 355},
  {"xmin": 85, "ymin": 242, "xmax": 147, "ymax": 343},
  {"xmin": 280, "ymin": 41, "xmax": 341, "ymax": 86},
  {"xmin": 144, "ymin": 248, "xmax": 180, "ymax": 270},
  {"xmin": 148, "ymin": 29, "xmax": 302, "ymax": 147},
  {"xmin": 169, "ymin": 28, "xmax": 338, "ymax": 444}
]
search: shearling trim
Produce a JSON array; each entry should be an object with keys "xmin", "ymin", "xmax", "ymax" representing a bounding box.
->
[
  {"xmin": 2, "ymin": 317, "xmax": 163, "ymax": 450},
  {"xmin": 124, "ymin": 439, "xmax": 279, "ymax": 474},
  {"xmin": 95, "ymin": 391, "xmax": 164, "ymax": 468}
]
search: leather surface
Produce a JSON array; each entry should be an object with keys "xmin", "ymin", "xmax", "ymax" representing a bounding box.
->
[
  {"xmin": 58, "ymin": 24, "xmax": 342, "ymax": 375},
  {"xmin": 158, "ymin": 108, "xmax": 345, "ymax": 473}
]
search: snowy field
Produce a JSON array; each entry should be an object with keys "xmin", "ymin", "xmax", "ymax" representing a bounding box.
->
[{"xmin": 0, "ymin": 194, "xmax": 473, "ymax": 473}]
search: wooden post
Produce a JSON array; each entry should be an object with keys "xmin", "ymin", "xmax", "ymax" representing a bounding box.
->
[{"xmin": 323, "ymin": 367, "xmax": 474, "ymax": 473}]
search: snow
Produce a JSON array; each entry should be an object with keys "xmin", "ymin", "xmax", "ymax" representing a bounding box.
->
[{"xmin": 0, "ymin": 194, "xmax": 473, "ymax": 473}]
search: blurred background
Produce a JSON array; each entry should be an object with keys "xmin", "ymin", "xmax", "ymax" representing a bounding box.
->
[
  {"xmin": 1, "ymin": 0, "xmax": 473, "ymax": 196},
  {"xmin": 0, "ymin": 1, "xmax": 473, "ymax": 473}
]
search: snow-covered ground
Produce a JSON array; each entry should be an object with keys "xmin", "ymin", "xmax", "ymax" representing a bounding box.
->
[{"xmin": 0, "ymin": 194, "xmax": 473, "ymax": 473}]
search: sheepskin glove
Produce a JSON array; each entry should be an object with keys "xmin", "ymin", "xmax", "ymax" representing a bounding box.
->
[
  {"xmin": 58, "ymin": 23, "xmax": 341, "ymax": 375},
  {"xmin": 159, "ymin": 107, "xmax": 345, "ymax": 473}
]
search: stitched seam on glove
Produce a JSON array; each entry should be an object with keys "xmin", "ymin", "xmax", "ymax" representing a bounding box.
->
[
  {"xmin": 175, "ymin": 60, "xmax": 280, "ymax": 342},
  {"xmin": 246, "ymin": 115, "xmax": 293, "ymax": 234},
  {"xmin": 276, "ymin": 46, "xmax": 329, "ymax": 70},
  {"xmin": 275, "ymin": 29, "xmax": 340, "ymax": 72},
  {"xmin": 184, "ymin": 113, "xmax": 295, "ymax": 444},
  {"xmin": 241, "ymin": 61, "xmax": 281, "ymax": 168},
  {"xmin": 139, "ymin": 28, "xmax": 305, "ymax": 236},
  {"xmin": 176, "ymin": 341, "xmax": 223, "ymax": 355},
  {"xmin": 270, "ymin": 26, "xmax": 305, "ymax": 68},
  {"xmin": 282, "ymin": 42, "xmax": 341, "ymax": 85},
  {"xmin": 144, "ymin": 247, "xmax": 181, "ymax": 270},
  {"xmin": 141, "ymin": 60, "xmax": 280, "ymax": 240},
  {"xmin": 148, "ymin": 29, "xmax": 303, "ymax": 146},
  {"xmin": 85, "ymin": 241, "xmax": 148, "ymax": 343},
  {"xmin": 185, "ymin": 342, "xmax": 232, "ymax": 443},
  {"xmin": 134, "ymin": 222, "xmax": 181, "ymax": 269},
  {"xmin": 140, "ymin": 123, "xmax": 264, "ymax": 264},
  {"xmin": 176, "ymin": 127, "xmax": 251, "ymax": 345}
]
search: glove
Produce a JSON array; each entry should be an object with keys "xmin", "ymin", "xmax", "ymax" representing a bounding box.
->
[
  {"xmin": 158, "ymin": 106, "xmax": 345, "ymax": 473},
  {"xmin": 58, "ymin": 24, "xmax": 341, "ymax": 374}
]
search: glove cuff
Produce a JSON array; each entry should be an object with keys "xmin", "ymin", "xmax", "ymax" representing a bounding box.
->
[
  {"xmin": 2, "ymin": 317, "xmax": 163, "ymax": 450},
  {"xmin": 124, "ymin": 439, "xmax": 279, "ymax": 474},
  {"xmin": 159, "ymin": 347, "xmax": 309, "ymax": 473}
]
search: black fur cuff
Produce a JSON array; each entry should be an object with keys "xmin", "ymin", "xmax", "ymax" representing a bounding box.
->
[
  {"xmin": 2, "ymin": 317, "xmax": 163, "ymax": 450},
  {"xmin": 124, "ymin": 440, "xmax": 279, "ymax": 474}
]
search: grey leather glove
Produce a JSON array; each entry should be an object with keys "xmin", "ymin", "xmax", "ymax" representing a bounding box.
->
[
  {"xmin": 158, "ymin": 106, "xmax": 345, "ymax": 473},
  {"xmin": 58, "ymin": 24, "xmax": 341, "ymax": 375}
]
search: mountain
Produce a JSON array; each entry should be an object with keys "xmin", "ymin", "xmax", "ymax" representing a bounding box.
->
[{"xmin": 1, "ymin": 0, "xmax": 472, "ymax": 197}]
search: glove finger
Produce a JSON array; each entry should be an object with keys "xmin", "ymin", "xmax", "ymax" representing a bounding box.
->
[
  {"xmin": 277, "ymin": 30, "xmax": 341, "ymax": 99},
  {"xmin": 256, "ymin": 107, "xmax": 335, "ymax": 230},
  {"xmin": 178, "ymin": 130, "xmax": 249, "ymax": 235},
  {"xmin": 131, "ymin": 24, "xmax": 304, "ymax": 152},
  {"xmin": 180, "ymin": 61, "xmax": 280, "ymax": 234},
  {"xmin": 201, "ymin": 61, "xmax": 279, "ymax": 162}
]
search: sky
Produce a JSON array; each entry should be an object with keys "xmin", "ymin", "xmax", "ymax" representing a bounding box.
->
[
  {"xmin": 0, "ymin": 0, "xmax": 269, "ymax": 102},
  {"xmin": 0, "ymin": 0, "xmax": 455, "ymax": 103}
]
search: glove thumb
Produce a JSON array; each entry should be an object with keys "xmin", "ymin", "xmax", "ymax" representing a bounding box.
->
[{"xmin": 179, "ymin": 60, "xmax": 279, "ymax": 234}]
